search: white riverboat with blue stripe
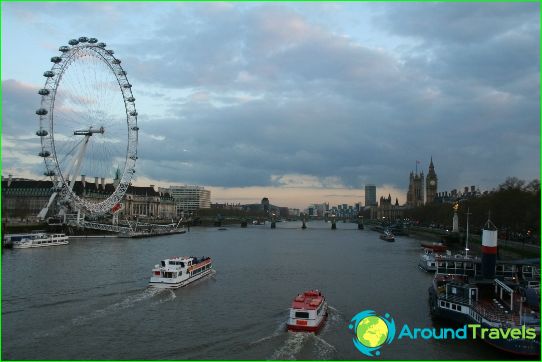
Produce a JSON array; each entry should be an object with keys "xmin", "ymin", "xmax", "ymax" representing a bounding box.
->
[{"xmin": 5, "ymin": 232, "xmax": 69, "ymax": 249}]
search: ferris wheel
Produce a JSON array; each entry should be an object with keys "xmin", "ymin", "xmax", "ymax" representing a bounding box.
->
[{"xmin": 36, "ymin": 37, "xmax": 138, "ymax": 219}]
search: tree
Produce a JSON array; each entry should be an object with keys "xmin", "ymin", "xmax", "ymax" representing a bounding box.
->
[{"xmin": 498, "ymin": 177, "xmax": 525, "ymax": 191}]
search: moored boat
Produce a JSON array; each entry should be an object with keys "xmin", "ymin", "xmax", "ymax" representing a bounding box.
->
[
  {"xmin": 418, "ymin": 248, "xmax": 444, "ymax": 272},
  {"xmin": 287, "ymin": 290, "xmax": 328, "ymax": 332},
  {"xmin": 149, "ymin": 255, "xmax": 214, "ymax": 289},
  {"xmin": 419, "ymin": 249, "xmax": 480, "ymax": 273},
  {"xmin": 380, "ymin": 230, "xmax": 395, "ymax": 242},
  {"xmin": 428, "ymin": 217, "xmax": 541, "ymax": 356},
  {"xmin": 118, "ymin": 226, "xmax": 186, "ymax": 238},
  {"xmin": 6, "ymin": 233, "xmax": 69, "ymax": 249}
]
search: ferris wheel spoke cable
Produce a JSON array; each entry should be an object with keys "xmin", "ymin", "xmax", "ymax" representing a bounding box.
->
[
  {"xmin": 56, "ymin": 137, "xmax": 84, "ymax": 167},
  {"xmin": 58, "ymin": 74, "xmax": 92, "ymax": 129}
]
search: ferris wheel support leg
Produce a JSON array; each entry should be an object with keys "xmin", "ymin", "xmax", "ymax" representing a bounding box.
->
[
  {"xmin": 69, "ymin": 135, "xmax": 91, "ymax": 192},
  {"xmin": 37, "ymin": 191, "xmax": 59, "ymax": 220}
]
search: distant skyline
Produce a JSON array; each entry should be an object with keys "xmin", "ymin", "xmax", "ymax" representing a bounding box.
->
[{"xmin": 2, "ymin": 2, "xmax": 540, "ymax": 209}]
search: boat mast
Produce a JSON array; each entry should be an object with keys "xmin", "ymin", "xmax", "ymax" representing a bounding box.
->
[{"xmin": 465, "ymin": 208, "xmax": 471, "ymax": 257}]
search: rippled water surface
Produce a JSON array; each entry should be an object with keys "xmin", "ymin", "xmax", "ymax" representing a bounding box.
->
[{"xmin": 3, "ymin": 222, "xmax": 506, "ymax": 359}]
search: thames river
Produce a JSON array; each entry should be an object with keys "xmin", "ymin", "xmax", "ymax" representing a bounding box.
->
[{"xmin": 3, "ymin": 221, "xmax": 507, "ymax": 359}]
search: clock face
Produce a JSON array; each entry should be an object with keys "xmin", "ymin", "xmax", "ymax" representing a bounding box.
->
[{"xmin": 430, "ymin": 180, "xmax": 436, "ymax": 186}]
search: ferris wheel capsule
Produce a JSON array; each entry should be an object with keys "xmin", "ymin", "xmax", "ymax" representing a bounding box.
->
[
  {"xmin": 68, "ymin": 39, "xmax": 79, "ymax": 46},
  {"xmin": 88, "ymin": 38, "xmax": 98, "ymax": 44},
  {"xmin": 78, "ymin": 36, "xmax": 89, "ymax": 43},
  {"xmin": 59, "ymin": 46, "xmax": 70, "ymax": 52},
  {"xmin": 38, "ymin": 89, "xmax": 50, "ymax": 96}
]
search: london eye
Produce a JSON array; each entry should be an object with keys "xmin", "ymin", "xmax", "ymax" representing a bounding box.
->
[{"xmin": 36, "ymin": 37, "xmax": 138, "ymax": 219}]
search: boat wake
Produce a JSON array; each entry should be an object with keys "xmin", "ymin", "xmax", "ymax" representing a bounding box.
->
[
  {"xmin": 269, "ymin": 332, "xmax": 311, "ymax": 360},
  {"xmin": 150, "ymin": 289, "xmax": 176, "ymax": 305},
  {"xmin": 320, "ymin": 304, "xmax": 345, "ymax": 334},
  {"xmin": 311, "ymin": 334, "xmax": 337, "ymax": 360},
  {"xmin": 268, "ymin": 331, "xmax": 337, "ymax": 360},
  {"xmin": 72, "ymin": 288, "xmax": 165, "ymax": 326},
  {"xmin": 32, "ymin": 288, "xmax": 168, "ymax": 339},
  {"xmin": 250, "ymin": 321, "xmax": 287, "ymax": 345}
]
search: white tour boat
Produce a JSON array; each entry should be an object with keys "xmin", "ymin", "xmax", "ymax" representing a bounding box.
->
[
  {"xmin": 287, "ymin": 290, "xmax": 328, "ymax": 332},
  {"xmin": 149, "ymin": 256, "xmax": 214, "ymax": 289},
  {"xmin": 5, "ymin": 233, "xmax": 69, "ymax": 249}
]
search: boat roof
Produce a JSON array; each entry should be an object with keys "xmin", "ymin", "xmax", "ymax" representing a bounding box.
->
[
  {"xmin": 164, "ymin": 256, "xmax": 191, "ymax": 261},
  {"xmin": 291, "ymin": 290, "xmax": 324, "ymax": 310}
]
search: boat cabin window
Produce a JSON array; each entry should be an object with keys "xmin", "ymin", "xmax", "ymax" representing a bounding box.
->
[
  {"xmin": 295, "ymin": 311, "xmax": 310, "ymax": 319},
  {"xmin": 162, "ymin": 272, "xmax": 175, "ymax": 278},
  {"xmin": 161, "ymin": 261, "xmax": 166, "ymax": 267}
]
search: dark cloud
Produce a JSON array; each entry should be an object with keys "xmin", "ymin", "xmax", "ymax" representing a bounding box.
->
[
  {"xmin": 2, "ymin": 79, "xmax": 40, "ymax": 136},
  {"xmin": 376, "ymin": 2, "xmax": 538, "ymax": 45}
]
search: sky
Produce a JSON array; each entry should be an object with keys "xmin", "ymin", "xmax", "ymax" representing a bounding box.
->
[{"xmin": 1, "ymin": 2, "xmax": 540, "ymax": 209}]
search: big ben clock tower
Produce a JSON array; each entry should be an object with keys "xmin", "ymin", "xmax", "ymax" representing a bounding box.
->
[{"xmin": 426, "ymin": 157, "xmax": 438, "ymax": 204}]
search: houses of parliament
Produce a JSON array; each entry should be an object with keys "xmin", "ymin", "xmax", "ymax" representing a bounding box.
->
[{"xmin": 407, "ymin": 157, "xmax": 438, "ymax": 207}]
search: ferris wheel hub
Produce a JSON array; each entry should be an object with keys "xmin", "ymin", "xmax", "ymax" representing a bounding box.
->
[{"xmin": 73, "ymin": 126, "xmax": 105, "ymax": 136}]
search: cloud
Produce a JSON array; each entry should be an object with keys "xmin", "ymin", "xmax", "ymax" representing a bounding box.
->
[
  {"xmin": 377, "ymin": 2, "xmax": 538, "ymax": 45},
  {"xmin": 2, "ymin": 79, "xmax": 40, "ymax": 136},
  {"xmin": 271, "ymin": 174, "xmax": 346, "ymax": 189}
]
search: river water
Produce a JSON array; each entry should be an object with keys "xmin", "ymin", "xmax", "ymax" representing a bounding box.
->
[{"xmin": 3, "ymin": 221, "xmax": 507, "ymax": 359}]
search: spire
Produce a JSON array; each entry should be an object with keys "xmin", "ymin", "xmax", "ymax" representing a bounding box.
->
[{"xmin": 429, "ymin": 156, "xmax": 434, "ymax": 169}]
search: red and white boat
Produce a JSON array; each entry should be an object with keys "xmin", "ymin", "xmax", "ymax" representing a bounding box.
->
[
  {"xmin": 287, "ymin": 290, "xmax": 328, "ymax": 332},
  {"xmin": 149, "ymin": 256, "xmax": 214, "ymax": 289}
]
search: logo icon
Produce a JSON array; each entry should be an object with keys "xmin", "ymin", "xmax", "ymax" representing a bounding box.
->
[{"xmin": 349, "ymin": 310, "xmax": 396, "ymax": 357}]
